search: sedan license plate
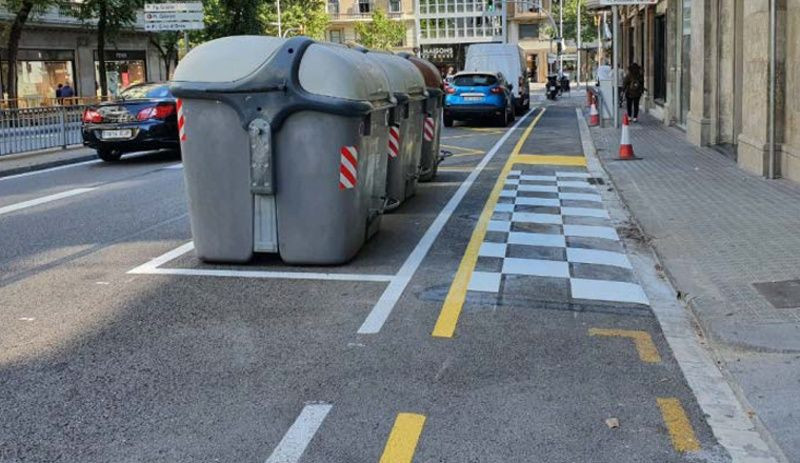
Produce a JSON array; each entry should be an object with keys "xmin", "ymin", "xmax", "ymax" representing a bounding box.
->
[
  {"xmin": 101, "ymin": 129, "xmax": 132, "ymax": 140},
  {"xmin": 464, "ymin": 96, "xmax": 484, "ymax": 102}
]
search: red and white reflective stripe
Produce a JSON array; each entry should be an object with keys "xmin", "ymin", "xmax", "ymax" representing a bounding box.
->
[
  {"xmin": 387, "ymin": 125, "xmax": 400, "ymax": 158},
  {"xmin": 339, "ymin": 146, "xmax": 358, "ymax": 190},
  {"xmin": 423, "ymin": 117, "xmax": 435, "ymax": 142},
  {"xmin": 176, "ymin": 98, "xmax": 187, "ymax": 142}
]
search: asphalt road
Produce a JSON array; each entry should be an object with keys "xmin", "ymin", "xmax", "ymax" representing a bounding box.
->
[{"xmin": 0, "ymin": 103, "xmax": 732, "ymax": 462}]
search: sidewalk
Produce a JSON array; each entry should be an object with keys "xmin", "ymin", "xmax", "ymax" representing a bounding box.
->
[
  {"xmin": 0, "ymin": 146, "xmax": 97, "ymax": 178},
  {"xmin": 588, "ymin": 113, "xmax": 800, "ymax": 461}
]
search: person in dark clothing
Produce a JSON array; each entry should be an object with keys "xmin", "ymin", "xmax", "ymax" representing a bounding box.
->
[
  {"xmin": 55, "ymin": 83, "xmax": 64, "ymax": 104},
  {"xmin": 623, "ymin": 63, "xmax": 644, "ymax": 121}
]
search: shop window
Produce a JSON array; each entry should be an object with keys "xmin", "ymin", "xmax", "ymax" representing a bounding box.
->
[
  {"xmin": 519, "ymin": 23, "xmax": 539, "ymax": 40},
  {"xmin": 94, "ymin": 51, "xmax": 146, "ymax": 97}
]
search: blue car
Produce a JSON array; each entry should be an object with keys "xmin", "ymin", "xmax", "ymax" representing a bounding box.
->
[{"xmin": 443, "ymin": 72, "xmax": 516, "ymax": 127}]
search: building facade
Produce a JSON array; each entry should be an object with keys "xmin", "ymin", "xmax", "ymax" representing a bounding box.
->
[
  {"xmin": 506, "ymin": 0, "xmax": 558, "ymax": 83},
  {"xmin": 325, "ymin": 0, "xmax": 417, "ymax": 52},
  {"xmin": 603, "ymin": 0, "xmax": 800, "ymax": 182},
  {"xmin": 0, "ymin": 3, "xmax": 167, "ymax": 104}
]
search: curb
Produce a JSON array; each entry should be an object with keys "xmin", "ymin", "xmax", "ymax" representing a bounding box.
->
[{"xmin": 0, "ymin": 153, "xmax": 99, "ymax": 179}]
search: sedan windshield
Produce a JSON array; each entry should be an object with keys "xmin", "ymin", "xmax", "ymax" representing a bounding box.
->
[
  {"xmin": 453, "ymin": 74, "xmax": 498, "ymax": 87},
  {"xmin": 118, "ymin": 84, "xmax": 171, "ymax": 100}
]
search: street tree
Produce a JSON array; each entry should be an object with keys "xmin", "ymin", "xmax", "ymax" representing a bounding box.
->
[
  {"xmin": 546, "ymin": 0, "xmax": 597, "ymax": 44},
  {"xmin": 354, "ymin": 9, "xmax": 404, "ymax": 50},
  {"xmin": 150, "ymin": 31, "xmax": 181, "ymax": 79},
  {"xmin": 202, "ymin": 0, "xmax": 267, "ymax": 39},
  {"xmin": 71, "ymin": 0, "xmax": 143, "ymax": 98},
  {"xmin": 1, "ymin": 0, "xmax": 62, "ymax": 102},
  {"xmin": 263, "ymin": 0, "xmax": 329, "ymax": 40}
]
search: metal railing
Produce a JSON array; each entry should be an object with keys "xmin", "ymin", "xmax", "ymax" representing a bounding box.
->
[{"xmin": 0, "ymin": 105, "xmax": 88, "ymax": 156}]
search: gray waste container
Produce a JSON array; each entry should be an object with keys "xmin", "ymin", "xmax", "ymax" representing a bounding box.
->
[
  {"xmin": 170, "ymin": 36, "xmax": 394, "ymax": 265},
  {"xmin": 398, "ymin": 53, "xmax": 444, "ymax": 182},
  {"xmin": 359, "ymin": 50, "xmax": 426, "ymax": 207}
]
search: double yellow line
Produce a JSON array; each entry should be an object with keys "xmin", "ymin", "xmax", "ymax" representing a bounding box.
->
[{"xmin": 432, "ymin": 108, "xmax": 547, "ymax": 338}]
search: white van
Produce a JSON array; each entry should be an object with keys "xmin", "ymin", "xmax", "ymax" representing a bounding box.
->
[{"xmin": 464, "ymin": 43, "xmax": 530, "ymax": 113}]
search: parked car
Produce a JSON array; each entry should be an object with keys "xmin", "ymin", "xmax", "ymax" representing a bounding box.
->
[
  {"xmin": 81, "ymin": 82, "xmax": 179, "ymax": 162},
  {"xmin": 464, "ymin": 43, "xmax": 530, "ymax": 114},
  {"xmin": 443, "ymin": 72, "xmax": 516, "ymax": 127}
]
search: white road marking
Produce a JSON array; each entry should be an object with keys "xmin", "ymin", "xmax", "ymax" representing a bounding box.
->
[
  {"xmin": 0, "ymin": 188, "xmax": 96, "ymax": 217},
  {"xmin": 478, "ymin": 242, "xmax": 507, "ymax": 258},
  {"xmin": 264, "ymin": 403, "xmax": 332, "ymax": 463},
  {"xmin": 519, "ymin": 175, "xmax": 557, "ymax": 182},
  {"xmin": 357, "ymin": 108, "xmax": 537, "ymax": 334},
  {"xmin": 558, "ymin": 192, "xmax": 602, "ymax": 202},
  {"xmin": 563, "ymin": 224, "xmax": 620, "ymax": 241},
  {"xmin": 507, "ymin": 232, "xmax": 566, "ymax": 248},
  {"xmin": 128, "ymin": 242, "xmax": 394, "ymax": 282},
  {"xmin": 560, "ymin": 207, "xmax": 610, "ymax": 219},
  {"xmin": 556, "ymin": 171, "xmax": 590, "ymax": 178},
  {"xmin": 566, "ymin": 248, "xmax": 632, "ymax": 269},
  {"xmin": 570, "ymin": 278, "xmax": 649, "ymax": 304},
  {"xmin": 467, "ymin": 271, "xmax": 502, "ymax": 292},
  {"xmin": 514, "ymin": 196, "xmax": 561, "ymax": 207},
  {"xmin": 0, "ymin": 159, "xmax": 101, "ymax": 182},
  {"xmin": 164, "ymin": 163, "xmax": 183, "ymax": 169},
  {"xmin": 517, "ymin": 184, "xmax": 559, "ymax": 193},
  {"xmin": 511, "ymin": 212, "xmax": 563, "ymax": 225},
  {"xmin": 502, "ymin": 257, "xmax": 570, "ymax": 278}
]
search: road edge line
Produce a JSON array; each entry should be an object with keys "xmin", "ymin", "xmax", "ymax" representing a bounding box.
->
[{"xmin": 576, "ymin": 107, "xmax": 785, "ymax": 463}]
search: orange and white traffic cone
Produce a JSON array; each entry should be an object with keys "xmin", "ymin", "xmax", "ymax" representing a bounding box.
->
[
  {"xmin": 589, "ymin": 98, "xmax": 600, "ymax": 127},
  {"xmin": 619, "ymin": 114, "xmax": 635, "ymax": 160}
]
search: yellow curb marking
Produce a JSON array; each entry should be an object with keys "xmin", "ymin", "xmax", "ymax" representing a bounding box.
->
[
  {"xmin": 657, "ymin": 398, "xmax": 701, "ymax": 453},
  {"xmin": 588, "ymin": 328, "xmax": 662, "ymax": 363},
  {"xmin": 379, "ymin": 413, "xmax": 427, "ymax": 463},
  {"xmin": 432, "ymin": 108, "xmax": 547, "ymax": 338},
  {"xmin": 515, "ymin": 154, "xmax": 587, "ymax": 166}
]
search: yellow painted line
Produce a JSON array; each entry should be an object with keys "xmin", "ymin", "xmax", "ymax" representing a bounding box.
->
[
  {"xmin": 441, "ymin": 132, "xmax": 502, "ymax": 140},
  {"xmin": 440, "ymin": 144, "xmax": 484, "ymax": 157},
  {"xmin": 432, "ymin": 108, "xmax": 547, "ymax": 338},
  {"xmin": 588, "ymin": 328, "xmax": 662, "ymax": 363},
  {"xmin": 515, "ymin": 154, "xmax": 587, "ymax": 166},
  {"xmin": 464, "ymin": 127, "xmax": 506, "ymax": 133},
  {"xmin": 379, "ymin": 413, "xmax": 427, "ymax": 463},
  {"xmin": 657, "ymin": 398, "xmax": 701, "ymax": 452}
]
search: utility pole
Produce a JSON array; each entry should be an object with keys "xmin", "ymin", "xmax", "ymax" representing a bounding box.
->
[
  {"xmin": 558, "ymin": 0, "xmax": 563, "ymax": 76},
  {"xmin": 277, "ymin": 0, "xmax": 282, "ymax": 38},
  {"xmin": 577, "ymin": 0, "xmax": 581, "ymax": 87}
]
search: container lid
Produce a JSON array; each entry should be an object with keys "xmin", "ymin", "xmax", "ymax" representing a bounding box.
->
[
  {"xmin": 173, "ymin": 36, "xmax": 285, "ymax": 84},
  {"xmin": 298, "ymin": 43, "xmax": 390, "ymax": 102},
  {"xmin": 365, "ymin": 52, "xmax": 426, "ymax": 97},
  {"xmin": 403, "ymin": 55, "xmax": 443, "ymax": 90}
]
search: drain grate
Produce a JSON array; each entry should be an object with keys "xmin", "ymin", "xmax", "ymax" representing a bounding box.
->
[{"xmin": 753, "ymin": 279, "xmax": 800, "ymax": 309}]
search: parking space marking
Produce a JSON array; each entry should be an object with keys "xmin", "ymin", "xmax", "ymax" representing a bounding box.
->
[
  {"xmin": 657, "ymin": 398, "xmax": 701, "ymax": 453},
  {"xmin": 379, "ymin": 413, "xmax": 427, "ymax": 463},
  {"xmin": 588, "ymin": 328, "xmax": 662, "ymax": 363},
  {"xmin": 0, "ymin": 159, "xmax": 102, "ymax": 182},
  {"xmin": 264, "ymin": 403, "xmax": 332, "ymax": 463},
  {"xmin": 128, "ymin": 242, "xmax": 394, "ymax": 282},
  {"xmin": 432, "ymin": 109, "xmax": 546, "ymax": 339},
  {"xmin": 0, "ymin": 187, "xmax": 96, "ymax": 217},
  {"xmin": 514, "ymin": 154, "xmax": 587, "ymax": 166},
  {"xmin": 357, "ymin": 108, "xmax": 538, "ymax": 335}
]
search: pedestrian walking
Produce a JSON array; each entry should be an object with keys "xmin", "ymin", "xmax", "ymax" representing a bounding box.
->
[{"xmin": 623, "ymin": 63, "xmax": 644, "ymax": 122}]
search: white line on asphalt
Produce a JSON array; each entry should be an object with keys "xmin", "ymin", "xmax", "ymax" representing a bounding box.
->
[
  {"xmin": 576, "ymin": 108, "xmax": 781, "ymax": 463},
  {"xmin": 264, "ymin": 403, "xmax": 332, "ymax": 463},
  {"xmin": 0, "ymin": 187, "xmax": 96, "ymax": 217},
  {"xmin": 357, "ymin": 108, "xmax": 537, "ymax": 334},
  {"xmin": 128, "ymin": 242, "xmax": 395, "ymax": 282},
  {"xmin": 0, "ymin": 159, "xmax": 102, "ymax": 182}
]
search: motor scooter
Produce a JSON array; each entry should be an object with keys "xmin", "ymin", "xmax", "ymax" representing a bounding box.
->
[{"xmin": 546, "ymin": 75, "xmax": 559, "ymax": 100}]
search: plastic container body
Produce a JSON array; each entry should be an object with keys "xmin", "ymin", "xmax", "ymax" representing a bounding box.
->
[
  {"xmin": 399, "ymin": 53, "xmax": 444, "ymax": 182},
  {"xmin": 171, "ymin": 36, "xmax": 393, "ymax": 264}
]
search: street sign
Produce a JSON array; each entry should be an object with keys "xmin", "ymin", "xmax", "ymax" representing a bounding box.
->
[
  {"xmin": 144, "ymin": 2, "xmax": 204, "ymax": 31},
  {"xmin": 145, "ymin": 21, "xmax": 205, "ymax": 31},
  {"xmin": 599, "ymin": 0, "xmax": 657, "ymax": 5},
  {"xmin": 145, "ymin": 12, "xmax": 204, "ymax": 21},
  {"xmin": 144, "ymin": 2, "xmax": 203, "ymax": 12}
]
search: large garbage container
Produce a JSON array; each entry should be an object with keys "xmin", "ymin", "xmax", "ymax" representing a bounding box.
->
[
  {"xmin": 359, "ymin": 50, "xmax": 427, "ymax": 207},
  {"xmin": 398, "ymin": 53, "xmax": 443, "ymax": 182},
  {"xmin": 170, "ymin": 36, "xmax": 394, "ymax": 265}
]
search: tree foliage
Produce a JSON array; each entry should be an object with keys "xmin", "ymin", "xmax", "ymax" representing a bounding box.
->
[
  {"xmin": 1, "ymin": 0, "xmax": 62, "ymax": 101},
  {"xmin": 545, "ymin": 0, "xmax": 597, "ymax": 44},
  {"xmin": 71, "ymin": 0, "xmax": 143, "ymax": 97},
  {"xmin": 263, "ymin": 0, "xmax": 329, "ymax": 40},
  {"xmin": 150, "ymin": 31, "xmax": 181, "ymax": 79},
  {"xmin": 354, "ymin": 9, "xmax": 405, "ymax": 50},
  {"xmin": 202, "ymin": 0, "xmax": 267, "ymax": 39}
]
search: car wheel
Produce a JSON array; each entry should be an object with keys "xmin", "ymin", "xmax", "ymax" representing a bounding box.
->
[
  {"xmin": 97, "ymin": 148, "xmax": 122, "ymax": 162},
  {"xmin": 443, "ymin": 116, "xmax": 454, "ymax": 127}
]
